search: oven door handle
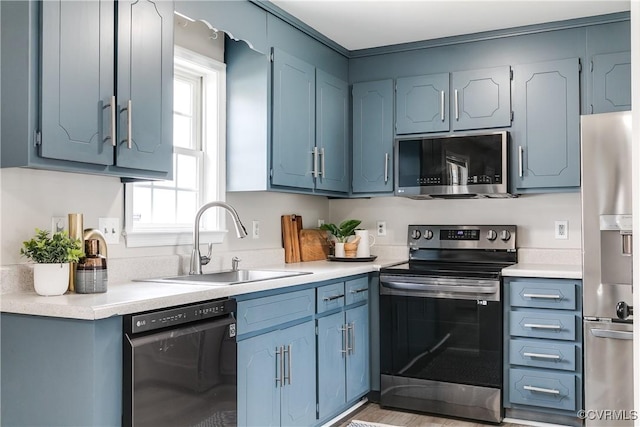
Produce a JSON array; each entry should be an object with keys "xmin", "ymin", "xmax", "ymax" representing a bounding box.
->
[{"xmin": 380, "ymin": 276, "xmax": 499, "ymax": 296}]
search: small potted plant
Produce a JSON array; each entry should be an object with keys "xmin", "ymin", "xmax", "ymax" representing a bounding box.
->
[
  {"xmin": 320, "ymin": 219, "xmax": 361, "ymax": 257},
  {"xmin": 20, "ymin": 229, "xmax": 84, "ymax": 296}
]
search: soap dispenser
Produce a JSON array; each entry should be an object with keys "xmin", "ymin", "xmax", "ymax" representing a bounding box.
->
[{"xmin": 75, "ymin": 239, "xmax": 108, "ymax": 293}]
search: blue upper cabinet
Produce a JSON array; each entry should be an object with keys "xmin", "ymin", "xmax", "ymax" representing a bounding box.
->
[
  {"xmin": 271, "ymin": 48, "xmax": 316, "ymax": 190},
  {"xmin": 591, "ymin": 51, "xmax": 631, "ymax": 113},
  {"xmin": 352, "ymin": 80, "xmax": 394, "ymax": 194},
  {"xmin": 316, "ymin": 70, "xmax": 350, "ymax": 193},
  {"xmin": 114, "ymin": 0, "xmax": 174, "ymax": 173},
  {"xmin": 1, "ymin": 0, "xmax": 173, "ymax": 180},
  {"xmin": 271, "ymin": 49, "xmax": 350, "ymax": 194},
  {"xmin": 39, "ymin": 0, "xmax": 115, "ymax": 166},
  {"xmin": 451, "ymin": 66, "xmax": 512, "ymax": 131},
  {"xmin": 396, "ymin": 73, "xmax": 449, "ymax": 134},
  {"xmin": 511, "ymin": 58, "xmax": 580, "ymax": 191}
]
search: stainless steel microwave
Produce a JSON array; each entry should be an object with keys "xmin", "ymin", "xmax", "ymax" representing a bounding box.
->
[{"xmin": 394, "ymin": 131, "xmax": 511, "ymax": 199}]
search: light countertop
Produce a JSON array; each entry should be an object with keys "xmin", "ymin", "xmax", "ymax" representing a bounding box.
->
[
  {"xmin": 501, "ymin": 263, "xmax": 582, "ymax": 279},
  {"xmin": 0, "ymin": 257, "xmax": 406, "ymax": 321}
]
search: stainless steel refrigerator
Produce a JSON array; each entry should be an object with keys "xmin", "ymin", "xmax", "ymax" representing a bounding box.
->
[{"xmin": 581, "ymin": 111, "xmax": 634, "ymax": 426}]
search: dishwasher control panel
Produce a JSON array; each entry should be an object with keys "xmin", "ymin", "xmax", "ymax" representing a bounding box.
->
[{"xmin": 126, "ymin": 298, "xmax": 236, "ymax": 334}]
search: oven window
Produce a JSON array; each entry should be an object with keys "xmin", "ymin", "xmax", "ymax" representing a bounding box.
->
[{"xmin": 380, "ymin": 294, "xmax": 502, "ymax": 388}]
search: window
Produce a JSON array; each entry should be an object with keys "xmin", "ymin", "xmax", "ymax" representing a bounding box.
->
[{"xmin": 124, "ymin": 47, "xmax": 226, "ymax": 247}]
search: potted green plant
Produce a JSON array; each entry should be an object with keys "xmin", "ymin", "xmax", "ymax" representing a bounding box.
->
[
  {"xmin": 21, "ymin": 228, "xmax": 84, "ymax": 296},
  {"xmin": 320, "ymin": 219, "xmax": 361, "ymax": 257}
]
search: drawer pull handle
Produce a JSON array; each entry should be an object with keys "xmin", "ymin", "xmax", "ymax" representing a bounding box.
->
[
  {"xmin": 350, "ymin": 288, "xmax": 368, "ymax": 294},
  {"xmin": 523, "ymin": 293, "xmax": 562, "ymax": 300},
  {"xmin": 523, "ymin": 385, "xmax": 561, "ymax": 395},
  {"xmin": 524, "ymin": 323, "xmax": 562, "ymax": 330},
  {"xmin": 323, "ymin": 294, "xmax": 344, "ymax": 302},
  {"xmin": 523, "ymin": 352, "xmax": 561, "ymax": 360}
]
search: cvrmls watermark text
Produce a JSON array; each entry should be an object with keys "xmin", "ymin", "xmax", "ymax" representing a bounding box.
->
[{"xmin": 578, "ymin": 409, "xmax": 638, "ymax": 421}]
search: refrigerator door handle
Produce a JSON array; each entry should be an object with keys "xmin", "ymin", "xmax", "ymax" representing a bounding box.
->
[{"xmin": 590, "ymin": 328, "xmax": 633, "ymax": 340}]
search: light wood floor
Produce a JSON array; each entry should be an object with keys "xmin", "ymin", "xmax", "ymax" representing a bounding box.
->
[{"xmin": 335, "ymin": 403, "xmax": 531, "ymax": 427}]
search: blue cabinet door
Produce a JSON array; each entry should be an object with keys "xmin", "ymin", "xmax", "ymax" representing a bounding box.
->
[
  {"xmin": 271, "ymin": 48, "xmax": 316, "ymax": 190},
  {"xmin": 280, "ymin": 321, "xmax": 317, "ymax": 427},
  {"xmin": 451, "ymin": 66, "xmax": 512, "ymax": 131},
  {"xmin": 116, "ymin": 0, "xmax": 173, "ymax": 174},
  {"xmin": 317, "ymin": 312, "xmax": 347, "ymax": 419},
  {"xmin": 346, "ymin": 304, "xmax": 370, "ymax": 401},
  {"xmin": 591, "ymin": 51, "xmax": 631, "ymax": 113},
  {"xmin": 237, "ymin": 330, "xmax": 281, "ymax": 427},
  {"xmin": 316, "ymin": 69, "xmax": 349, "ymax": 193},
  {"xmin": 396, "ymin": 73, "xmax": 449, "ymax": 134},
  {"xmin": 352, "ymin": 80, "xmax": 394, "ymax": 193},
  {"xmin": 512, "ymin": 58, "xmax": 580, "ymax": 190},
  {"xmin": 39, "ymin": 0, "xmax": 115, "ymax": 166}
]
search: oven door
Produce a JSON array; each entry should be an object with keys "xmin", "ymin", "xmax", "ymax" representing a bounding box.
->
[{"xmin": 379, "ymin": 274, "xmax": 503, "ymax": 423}]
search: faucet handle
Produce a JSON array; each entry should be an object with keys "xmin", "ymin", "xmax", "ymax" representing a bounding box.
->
[
  {"xmin": 200, "ymin": 243, "xmax": 213, "ymax": 266},
  {"xmin": 231, "ymin": 256, "xmax": 241, "ymax": 271}
]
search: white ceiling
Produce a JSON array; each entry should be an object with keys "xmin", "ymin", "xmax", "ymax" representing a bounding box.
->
[{"xmin": 270, "ymin": 0, "xmax": 631, "ymax": 51}]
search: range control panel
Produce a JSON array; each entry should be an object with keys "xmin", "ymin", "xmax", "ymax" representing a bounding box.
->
[
  {"xmin": 408, "ymin": 225, "xmax": 517, "ymax": 251},
  {"xmin": 126, "ymin": 298, "xmax": 236, "ymax": 334}
]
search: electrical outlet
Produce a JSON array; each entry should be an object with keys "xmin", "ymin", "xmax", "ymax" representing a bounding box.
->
[
  {"xmin": 51, "ymin": 216, "xmax": 67, "ymax": 234},
  {"xmin": 555, "ymin": 220, "xmax": 568, "ymax": 240},
  {"xmin": 252, "ymin": 220, "xmax": 260, "ymax": 239},
  {"xmin": 317, "ymin": 219, "xmax": 325, "ymax": 227},
  {"xmin": 377, "ymin": 221, "xmax": 387, "ymax": 236},
  {"xmin": 98, "ymin": 217, "xmax": 120, "ymax": 244}
]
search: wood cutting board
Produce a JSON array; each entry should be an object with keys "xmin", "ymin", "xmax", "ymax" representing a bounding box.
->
[
  {"xmin": 281, "ymin": 214, "xmax": 303, "ymax": 263},
  {"xmin": 299, "ymin": 229, "xmax": 330, "ymax": 261}
]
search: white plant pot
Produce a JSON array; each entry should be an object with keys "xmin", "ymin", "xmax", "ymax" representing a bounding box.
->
[
  {"xmin": 33, "ymin": 263, "xmax": 69, "ymax": 296},
  {"xmin": 334, "ymin": 242, "xmax": 345, "ymax": 258}
]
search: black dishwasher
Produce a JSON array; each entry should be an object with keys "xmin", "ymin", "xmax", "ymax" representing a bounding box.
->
[{"xmin": 123, "ymin": 298, "xmax": 237, "ymax": 427}]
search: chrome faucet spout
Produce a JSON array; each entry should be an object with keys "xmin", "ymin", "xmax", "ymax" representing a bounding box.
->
[{"xmin": 190, "ymin": 202, "xmax": 248, "ymax": 275}]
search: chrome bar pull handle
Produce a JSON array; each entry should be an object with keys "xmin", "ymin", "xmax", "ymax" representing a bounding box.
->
[
  {"xmin": 350, "ymin": 288, "xmax": 368, "ymax": 294},
  {"xmin": 524, "ymin": 323, "xmax": 562, "ymax": 330},
  {"xmin": 340, "ymin": 325, "xmax": 348, "ymax": 356},
  {"xmin": 287, "ymin": 344, "xmax": 293, "ymax": 385},
  {"xmin": 320, "ymin": 147, "xmax": 325, "ymax": 177},
  {"xmin": 121, "ymin": 99, "xmax": 132, "ymax": 149},
  {"xmin": 103, "ymin": 96, "xmax": 116, "ymax": 146},
  {"xmin": 523, "ymin": 293, "xmax": 562, "ymax": 300},
  {"xmin": 323, "ymin": 294, "xmax": 345, "ymax": 302},
  {"xmin": 523, "ymin": 352, "xmax": 562, "ymax": 360},
  {"xmin": 348, "ymin": 323, "xmax": 355, "ymax": 355},
  {"xmin": 384, "ymin": 153, "xmax": 390, "ymax": 184},
  {"xmin": 518, "ymin": 146, "xmax": 524, "ymax": 178},
  {"xmin": 440, "ymin": 90, "xmax": 445, "ymax": 122},
  {"xmin": 275, "ymin": 346, "xmax": 282, "ymax": 387},
  {"xmin": 454, "ymin": 89, "xmax": 459, "ymax": 121},
  {"xmin": 311, "ymin": 147, "xmax": 319, "ymax": 178},
  {"xmin": 622, "ymin": 233, "xmax": 632, "ymax": 256},
  {"xmin": 523, "ymin": 385, "xmax": 560, "ymax": 395}
]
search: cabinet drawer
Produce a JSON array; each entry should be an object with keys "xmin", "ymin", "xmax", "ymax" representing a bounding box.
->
[
  {"xmin": 510, "ymin": 310, "xmax": 577, "ymax": 341},
  {"xmin": 237, "ymin": 288, "xmax": 315, "ymax": 335},
  {"xmin": 509, "ymin": 338, "xmax": 577, "ymax": 371},
  {"xmin": 317, "ymin": 282, "xmax": 345, "ymax": 314},
  {"xmin": 345, "ymin": 277, "xmax": 368, "ymax": 305},
  {"xmin": 509, "ymin": 368, "xmax": 577, "ymax": 411},
  {"xmin": 510, "ymin": 279, "xmax": 578, "ymax": 310}
]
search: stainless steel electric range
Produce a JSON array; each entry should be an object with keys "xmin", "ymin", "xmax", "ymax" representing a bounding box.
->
[{"xmin": 379, "ymin": 225, "xmax": 517, "ymax": 423}]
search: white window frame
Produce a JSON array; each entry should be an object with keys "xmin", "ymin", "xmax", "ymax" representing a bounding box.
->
[{"xmin": 124, "ymin": 46, "xmax": 227, "ymax": 248}]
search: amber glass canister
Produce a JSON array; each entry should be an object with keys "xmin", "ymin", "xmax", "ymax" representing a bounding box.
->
[
  {"xmin": 75, "ymin": 239, "xmax": 108, "ymax": 293},
  {"xmin": 68, "ymin": 213, "xmax": 84, "ymax": 292}
]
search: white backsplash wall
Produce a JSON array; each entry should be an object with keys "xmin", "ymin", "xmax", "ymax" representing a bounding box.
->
[
  {"xmin": 328, "ymin": 193, "xmax": 582, "ymax": 250},
  {"xmin": 0, "ymin": 168, "xmax": 329, "ymax": 266}
]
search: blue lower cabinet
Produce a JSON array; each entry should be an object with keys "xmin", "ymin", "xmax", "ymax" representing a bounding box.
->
[
  {"xmin": 238, "ymin": 320, "xmax": 316, "ymax": 427},
  {"xmin": 509, "ymin": 368, "xmax": 577, "ymax": 411},
  {"xmin": 346, "ymin": 304, "xmax": 370, "ymax": 401},
  {"xmin": 317, "ymin": 302, "xmax": 370, "ymax": 422}
]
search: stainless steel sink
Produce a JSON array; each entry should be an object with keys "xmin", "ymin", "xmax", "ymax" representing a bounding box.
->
[{"xmin": 141, "ymin": 269, "xmax": 311, "ymax": 286}]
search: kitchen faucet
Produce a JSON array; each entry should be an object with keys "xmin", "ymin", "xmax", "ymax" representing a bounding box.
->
[{"xmin": 189, "ymin": 202, "xmax": 248, "ymax": 275}]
